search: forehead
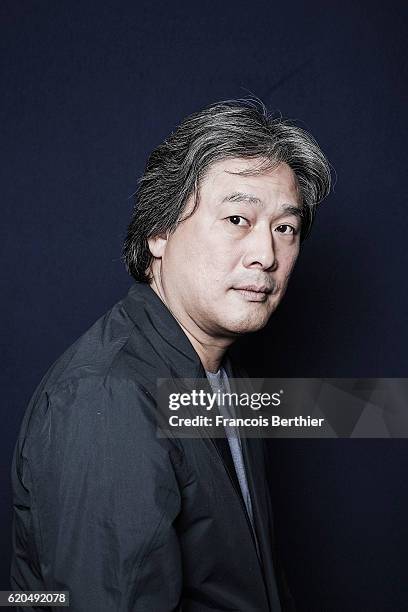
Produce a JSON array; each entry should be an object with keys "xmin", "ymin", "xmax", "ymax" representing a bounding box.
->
[{"xmin": 200, "ymin": 157, "xmax": 300, "ymax": 201}]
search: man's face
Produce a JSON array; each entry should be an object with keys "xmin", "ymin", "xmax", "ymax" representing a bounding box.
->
[{"xmin": 150, "ymin": 158, "xmax": 302, "ymax": 338}]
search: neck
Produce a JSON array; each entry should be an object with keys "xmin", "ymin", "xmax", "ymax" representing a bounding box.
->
[
  {"xmin": 182, "ymin": 329, "xmax": 229, "ymax": 373},
  {"xmin": 149, "ymin": 277, "xmax": 233, "ymax": 373}
]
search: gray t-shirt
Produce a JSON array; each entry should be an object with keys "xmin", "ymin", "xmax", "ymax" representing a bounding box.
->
[{"xmin": 205, "ymin": 367, "xmax": 255, "ymax": 529}]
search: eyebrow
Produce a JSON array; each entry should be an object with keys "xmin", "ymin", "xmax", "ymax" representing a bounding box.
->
[
  {"xmin": 221, "ymin": 192, "xmax": 303, "ymax": 217},
  {"xmin": 222, "ymin": 192, "xmax": 263, "ymax": 207}
]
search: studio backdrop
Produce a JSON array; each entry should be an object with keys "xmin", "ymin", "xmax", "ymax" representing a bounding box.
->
[{"xmin": 2, "ymin": 1, "xmax": 407, "ymax": 610}]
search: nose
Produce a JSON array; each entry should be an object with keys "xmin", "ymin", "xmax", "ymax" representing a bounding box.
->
[{"xmin": 242, "ymin": 225, "xmax": 277, "ymax": 271}]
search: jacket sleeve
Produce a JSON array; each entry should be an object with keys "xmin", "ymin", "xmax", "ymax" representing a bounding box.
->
[{"xmin": 11, "ymin": 375, "xmax": 184, "ymax": 612}]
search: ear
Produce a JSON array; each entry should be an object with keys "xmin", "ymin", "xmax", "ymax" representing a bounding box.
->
[{"xmin": 147, "ymin": 233, "xmax": 168, "ymax": 259}]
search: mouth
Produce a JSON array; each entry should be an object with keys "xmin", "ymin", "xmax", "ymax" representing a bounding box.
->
[{"xmin": 232, "ymin": 285, "xmax": 273, "ymax": 302}]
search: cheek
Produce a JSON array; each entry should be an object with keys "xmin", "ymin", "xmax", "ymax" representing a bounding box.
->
[
  {"xmin": 195, "ymin": 231, "xmax": 240, "ymax": 278},
  {"xmin": 205, "ymin": 243, "xmax": 241, "ymax": 288},
  {"xmin": 168, "ymin": 220, "xmax": 242, "ymax": 288},
  {"xmin": 166, "ymin": 226, "xmax": 204, "ymax": 268}
]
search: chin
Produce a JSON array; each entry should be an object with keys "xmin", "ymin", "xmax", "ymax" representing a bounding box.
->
[{"xmin": 222, "ymin": 312, "xmax": 272, "ymax": 335}]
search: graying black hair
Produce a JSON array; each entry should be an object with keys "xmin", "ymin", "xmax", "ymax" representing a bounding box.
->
[{"xmin": 122, "ymin": 99, "xmax": 331, "ymax": 282}]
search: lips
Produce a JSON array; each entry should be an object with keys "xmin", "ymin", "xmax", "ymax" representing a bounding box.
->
[
  {"xmin": 232, "ymin": 285, "xmax": 273, "ymax": 302},
  {"xmin": 234, "ymin": 284, "xmax": 272, "ymax": 294}
]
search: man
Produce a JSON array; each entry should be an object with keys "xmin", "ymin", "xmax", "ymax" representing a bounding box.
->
[{"xmin": 11, "ymin": 100, "xmax": 330, "ymax": 611}]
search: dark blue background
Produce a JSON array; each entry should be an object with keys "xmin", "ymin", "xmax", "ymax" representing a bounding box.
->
[{"xmin": 2, "ymin": 1, "xmax": 407, "ymax": 609}]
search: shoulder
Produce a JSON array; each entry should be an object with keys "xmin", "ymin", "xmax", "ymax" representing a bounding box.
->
[
  {"xmin": 19, "ymin": 373, "xmax": 157, "ymax": 460},
  {"xmin": 24, "ymin": 285, "xmax": 156, "ymax": 418},
  {"xmin": 43, "ymin": 298, "xmax": 142, "ymax": 394},
  {"xmin": 13, "ymin": 285, "xmax": 186, "ymax": 488}
]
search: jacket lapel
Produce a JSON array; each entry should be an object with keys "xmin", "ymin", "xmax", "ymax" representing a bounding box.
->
[
  {"xmin": 225, "ymin": 360, "xmax": 282, "ymax": 612},
  {"xmin": 240, "ymin": 436, "xmax": 282, "ymax": 611},
  {"xmin": 124, "ymin": 283, "xmax": 279, "ymax": 608}
]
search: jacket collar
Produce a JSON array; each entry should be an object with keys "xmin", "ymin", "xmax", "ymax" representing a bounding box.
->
[{"xmin": 122, "ymin": 282, "xmax": 206, "ymax": 380}]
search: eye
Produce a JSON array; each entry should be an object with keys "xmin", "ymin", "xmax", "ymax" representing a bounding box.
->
[
  {"xmin": 228, "ymin": 216, "xmax": 249, "ymax": 227},
  {"xmin": 275, "ymin": 224, "xmax": 296, "ymax": 235}
]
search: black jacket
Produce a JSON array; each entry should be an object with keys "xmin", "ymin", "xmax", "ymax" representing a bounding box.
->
[{"xmin": 11, "ymin": 282, "xmax": 295, "ymax": 611}]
